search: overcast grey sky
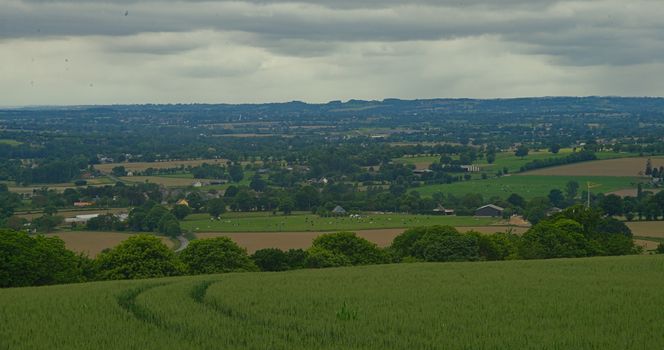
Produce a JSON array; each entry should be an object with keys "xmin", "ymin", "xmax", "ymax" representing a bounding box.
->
[{"xmin": 1, "ymin": 0, "xmax": 663, "ymax": 105}]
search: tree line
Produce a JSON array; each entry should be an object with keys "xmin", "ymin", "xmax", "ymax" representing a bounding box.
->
[{"xmin": 0, "ymin": 206, "xmax": 641, "ymax": 288}]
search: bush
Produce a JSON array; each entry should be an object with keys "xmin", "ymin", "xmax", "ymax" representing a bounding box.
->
[
  {"xmin": 305, "ymin": 247, "xmax": 351, "ymax": 268},
  {"xmin": 86, "ymin": 214, "xmax": 124, "ymax": 231},
  {"xmin": 285, "ymin": 249, "xmax": 309, "ymax": 269},
  {"xmin": 310, "ymin": 231, "xmax": 386, "ymax": 265},
  {"xmin": 95, "ymin": 235, "xmax": 183, "ymax": 280},
  {"xmin": 656, "ymin": 243, "xmax": 664, "ymax": 254},
  {"xmin": 179, "ymin": 237, "xmax": 257, "ymax": 274},
  {"xmin": 471, "ymin": 231, "xmax": 521, "ymax": 261},
  {"xmin": 252, "ymin": 248, "xmax": 289, "ymax": 271},
  {"xmin": 412, "ymin": 232, "xmax": 480, "ymax": 262},
  {"xmin": 519, "ymin": 219, "xmax": 590, "ymax": 259},
  {"xmin": 391, "ymin": 225, "xmax": 460, "ymax": 260},
  {"xmin": 0, "ymin": 229, "xmax": 90, "ymax": 287}
]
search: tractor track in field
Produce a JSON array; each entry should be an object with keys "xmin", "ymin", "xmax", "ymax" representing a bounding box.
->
[
  {"xmin": 116, "ymin": 282, "xmax": 205, "ymax": 348},
  {"xmin": 189, "ymin": 280, "xmax": 380, "ymax": 348}
]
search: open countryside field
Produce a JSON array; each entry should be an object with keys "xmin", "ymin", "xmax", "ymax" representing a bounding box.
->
[
  {"xmin": 394, "ymin": 150, "xmax": 637, "ymax": 173},
  {"xmin": 121, "ymin": 171, "xmax": 256, "ymax": 189},
  {"xmin": 521, "ymin": 156, "xmax": 664, "ymax": 177},
  {"xmin": 197, "ymin": 226, "xmax": 529, "ymax": 253},
  {"xmin": 45, "ymin": 231, "xmax": 174, "ymax": 257},
  {"xmin": 120, "ymin": 175, "xmax": 212, "ymax": 187},
  {"xmin": 182, "ymin": 212, "xmax": 498, "ymax": 233},
  {"xmin": 95, "ymin": 159, "xmax": 229, "ymax": 173},
  {"xmin": 16, "ymin": 207, "xmax": 128, "ymax": 220},
  {"xmin": 5, "ymin": 177, "xmax": 115, "ymax": 194},
  {"xmin": 0, "ymin": 139, "xmax": 23, "ymax": 146},
  {"xmin": 626, "ymin": 221, "xmax": 664, "ymax": 238},
  {"xmin": 2, "ymin": 256, "xmax": 664, "ymax": 349},
  {"xmin": 414, "ymin": 175, "xmax": 640, "ymax": 199}
]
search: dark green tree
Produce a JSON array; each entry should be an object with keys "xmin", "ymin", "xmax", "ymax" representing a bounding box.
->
[
  {"xmin": 251, "ymin": 248, "xmax": 289, "ymax": 271},
  {"xmin": 95, "ymin": 235, "xmax": 183, "ymax": 280},
  {"xmin": 207, "ymin": 198, "xmax": 226, "ymax": 218},
  {"xmin": 179, "ymin": 237, "xmax": 257, "ymax": 274},
  {"xmin": 171, "ymin": 204, "xmax": 192, "ymax": 220}
]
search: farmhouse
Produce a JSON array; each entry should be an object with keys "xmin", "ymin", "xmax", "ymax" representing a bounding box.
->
[
  {"xmin": 64, "ymin": 214, "xmax": 100, "ymax": 223},
  {"xmin": 432, "ymin": 205, "xmax": 455, "ymax": 216},
  {"xmin": 475, "ymin": 204, "xmax": 504, "ymax": 217},
  {"xmin": 332, "ymin": 206, "xmax": 347, "ymax": 215}
]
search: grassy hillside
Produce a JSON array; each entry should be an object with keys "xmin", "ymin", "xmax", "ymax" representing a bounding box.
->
[{"xmin": 2, "ymin": 255, "xmax": 664, "ymax": 349}]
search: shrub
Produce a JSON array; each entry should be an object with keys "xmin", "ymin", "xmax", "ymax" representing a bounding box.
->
[
  {"xmin": 179, "ymin": 237, "xmax": 257, "ymax": 274},
  {"xmin": 305, "ymin": 246, "xmax": 351, "ymax": 268},
  {"xmin": 0, "ymin": 229, "xmax": 90, "ymax": 287},
  {"xmin": 95, "ymin": 235, "xmax": 183, "ymax": 280},
  {"xmin": 519, "ymin": 219, "xmax": 590, "ymax": 259},
  {"xmin": 310, "ymin": 232, "xmax": 386, "ymax": 265},
  {"xmin": 252, "ymin": 248, "xmax": 289, "ymax": 272}
]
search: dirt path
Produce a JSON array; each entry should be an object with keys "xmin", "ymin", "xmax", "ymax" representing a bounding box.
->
[{"xmin": 175, "ymin": 235, "xmax": 189, "ymax": 252}]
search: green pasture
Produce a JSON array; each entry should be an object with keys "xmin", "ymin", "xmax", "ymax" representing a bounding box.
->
[
  {"xmin": 413, "ymin": 175, "xmax": 641, "ymax": 199},
  {"xmin": 182, "ymin": 212, "xmax": 496, "ymax": 232}
]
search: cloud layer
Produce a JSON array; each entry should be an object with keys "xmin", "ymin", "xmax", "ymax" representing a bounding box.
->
[{"xmin": 1, "ymin": 0, "xmax": 664, "ymax": 105}]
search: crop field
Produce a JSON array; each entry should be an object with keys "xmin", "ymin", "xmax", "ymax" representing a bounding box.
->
[
  {"xmin": 520, "ymin": 157, "xmax": 664, "ymax": 177},
  {"xmin": 608, "ymin": 188, "xmax": 661, "ymax": 197},
  {"xmin": 625, "ymin": 221, "xmax": 664, "ymax": 238},
  {"xmin": 182, "ymin": 212, "xmax": 498, "ymax": 233},
  {"xmin": 94, "ymin": 159, "xmax": 229, "ymax": 173},
  {"xmin": 120, "ymin": 176, "xmax": 210, "ymax": 187},
  {"xmin": 45, "ymin": 231, "xmax": 174, "ymax": 257},
  {"xmin": 414, "ymin": 175, "xmax": 640, "ymax": 199},
  {"xmin": 393, "ymin": 150, "xmax": 636, "ymax": 174},
  {"xmin": 16, "ymin": 207, "xmax": 128, "ymax": 220},
  {"xmin": 2, "ymin": 256, "xmax": 664, "ymax": 349},
  {"xmin": 197, "ymin": 226, "xmax": 529, "ymax": 253},
  {"xmin": 6, "ymin": 177, "xmax": 115, "ymax": 194},
  {"xmin": 393, "ymin": 155, "xmax": 441, "ymax": 169},
  {"xmin": 0, "ymin": 139, "xmax": 23, "ymax": 146}
]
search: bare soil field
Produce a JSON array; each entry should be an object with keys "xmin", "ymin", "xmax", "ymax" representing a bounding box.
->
[
  {"xmin": 607, "ymin": 188, "xmax": 661, "ymax": 197},
  {"xmin": 634, "ymin": 239, "xmax": 660, "ymax": 251},
  {"xmin": 520, "ymin": 157, "xmax": 664, "ymax": 177},
  {"xmin": 95, "ymin": 159, "xmax": 228, "ymax": 173},
  {"xmin": 45, "ymin": 231, "xmax": 174, "ymax": 257},
  {"xmin": 120, "ymin": 176, "xmax": 209, "ymax": 187},
  {"xmin": 7, "ymin": 177, "xmax": 113, "ymax": 194},
  {"xmin": 626, "ymin": 221, "xmax": 664, "ymax": 238},
  {"xmin": 196, "ymin": 226, "xmax": 529, "ymax": 253}
]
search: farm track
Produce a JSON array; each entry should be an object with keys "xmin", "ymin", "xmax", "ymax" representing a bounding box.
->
[
  {"xmin": 121, "ymin": 279, "xmax": 369, "ymax": 348},
  {"xmin": 192, "ymin": 280, "xmax": 373, "ymax": 348},
  {"xmin": 117, "ymin": 281, "xmax": 220, "ymax": 348},
  {"xmin": 116, "ymin": 283, "xmax": 174, "ymax": 329}
]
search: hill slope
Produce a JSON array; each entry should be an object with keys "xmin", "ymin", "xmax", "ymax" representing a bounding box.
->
[{"xmin": 2, "ymin": 256, "xmax": 664, "ymax": 349}]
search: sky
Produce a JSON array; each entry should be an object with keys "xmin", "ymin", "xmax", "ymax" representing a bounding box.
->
[{"xmin": 1, "ymin": 0, "xmax": 664, "ymax": 105}]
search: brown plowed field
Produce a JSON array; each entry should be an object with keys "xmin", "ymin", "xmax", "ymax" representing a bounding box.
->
[
  {"xmin": 634, "ymin": 239, "xmax": 659, "ymax": 251},
  {"xmin": 520, "ymin": 157, "xmax": 664, "ymax": 177},
  {"xmin": 627, "ymin": 222, "xmax": 664, "ymax": 238},
  {"xmin": 46, "ymin": 232, "xmax": 174, "ymax": 257},
  {"xmin": 95, "ymin": 159, "xmax": 228, "ymax": 173},
  {"xmin": 196, "ymin": 226, "xmax": 529, "ymax": 253},
  {"xmin": 607, "ymin": 188, "xmax": 661, "ymax": 197}
]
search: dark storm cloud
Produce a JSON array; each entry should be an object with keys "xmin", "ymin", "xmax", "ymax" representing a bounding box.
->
[
  {"xmin": 2, "ymin": 0, "xmax": 664, "ymax": 105},
  {"xmin": 2, "ymin": 0, "xmax": 663, "ymax": 66}
]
